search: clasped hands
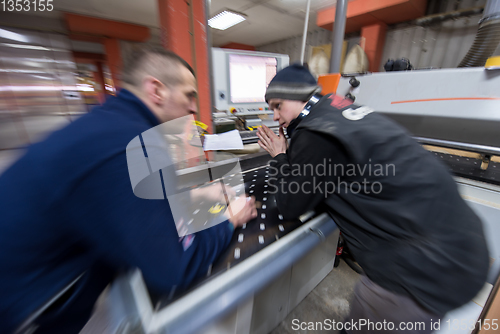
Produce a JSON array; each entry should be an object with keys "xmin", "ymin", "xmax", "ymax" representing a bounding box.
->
[{"xmin": 257, "ymin": 125, "xmax": 287, "ymax": 158}]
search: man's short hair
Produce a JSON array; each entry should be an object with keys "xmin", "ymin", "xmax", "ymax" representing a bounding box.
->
[{"xmin": 121, "ymin": 46, "xmax": 195, "ymax": 88}]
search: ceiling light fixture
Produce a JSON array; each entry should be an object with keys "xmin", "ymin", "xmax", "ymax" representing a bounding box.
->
[
  {"xmin": 0, "ymin": 28, "xmax": 29, "ymax": 43},
  {"xmin": 208, "ymin": 10, "xmax": 246, "ymax": 30},
  {"xmin": 1, "ymin": 43, "xmax": 50, "ymax": 51}
]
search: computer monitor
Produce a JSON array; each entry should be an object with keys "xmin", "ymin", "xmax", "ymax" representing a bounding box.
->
[
  {"xmin": 212, "ymin": 48, "xmax": 289, "ymax": 115},
  {"xmin": 228, "ymin": 54, "xmax": 276, "ymax": 104}
]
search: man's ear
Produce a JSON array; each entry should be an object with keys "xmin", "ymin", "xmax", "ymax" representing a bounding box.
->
[{"xmin": 143, "ymin": 76, "xmax": 169, "ymax": 106}]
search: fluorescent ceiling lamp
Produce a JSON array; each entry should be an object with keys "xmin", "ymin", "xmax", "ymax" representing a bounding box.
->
[
  {"xmin": 0, "ymin": 85, "xmax": 77, "ymax": 92},
  {"xmin": 1, "ymin": 43, "xmax": 50, "ymax": 51},
  {"xmin": 209, "ymin": 10, "xmax": 246, "ymax": 30},
  {"xmin": 0, "ymin": 69, "xmax": 46, "ymax": 73},
  {"xmin": 0, "ymin": 28, "xmax": 29, "ymax": 43}
]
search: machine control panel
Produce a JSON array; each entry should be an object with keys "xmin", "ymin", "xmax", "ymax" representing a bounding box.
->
[{"xmin": 228, "ymin": 106, "xmax": 272, "ymax": 116}]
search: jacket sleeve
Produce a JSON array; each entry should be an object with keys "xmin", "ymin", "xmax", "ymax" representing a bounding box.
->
[
  {"xmin": 269, "ymin": 129, "xmax": 350, "ymax": 220},
  {"xmin": 65, "ymin": 152, "xmax": 234, "ymax": 293}
]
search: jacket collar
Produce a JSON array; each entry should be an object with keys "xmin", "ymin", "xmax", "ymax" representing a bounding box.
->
[{"xmin": 116, "ymin": 88, "xmax": 161, "ymax": 128}]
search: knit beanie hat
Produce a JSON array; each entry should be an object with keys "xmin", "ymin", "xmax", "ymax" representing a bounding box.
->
[{"xmin": 265, "ymin": 63, "xmax": 322, "ymax": 103}]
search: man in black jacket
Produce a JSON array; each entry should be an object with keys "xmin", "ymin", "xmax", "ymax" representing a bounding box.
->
[{"xmin": 257, "ymin": 64, "xmax": 489, "ymax": 333}]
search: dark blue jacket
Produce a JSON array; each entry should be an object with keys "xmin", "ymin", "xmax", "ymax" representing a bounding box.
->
[{"xmin": 0, "ymin": 89, "xmax": 234, "ymax": 333}]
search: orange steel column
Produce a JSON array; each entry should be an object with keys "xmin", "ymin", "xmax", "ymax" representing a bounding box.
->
[
  {"xmin": 158, "ymin": 0, "xmax": 213, "ymax": 134},
  {"xmin": 191, "ymin": 0, "xmax": 212, "ymax": 134},
  {"xmin": 103, "ymin": 38, "xmax": 122, "ymax": 89},
  {"xmin": 361, "ymin": 23, "xmax": 387, "ymax": 72},
  {"xmin": 94, "ymin": 62, "xmax": 107, "ymax": 103},
  {"xmin": 158, "ymin": 0, "xmax": 192, "ymax": 64}
]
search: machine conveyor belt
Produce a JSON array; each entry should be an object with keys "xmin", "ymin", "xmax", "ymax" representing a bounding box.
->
[
  {"xmin": 212, "ymin": 166, "xmax": 303, "ymax": 273},
  {"xmin": 430, "ymin": 151, "xmax": 500, "ymax": 186},
  {"xmin": 156, "ymin": 164, "xmax": 304, "ymax": 308}
]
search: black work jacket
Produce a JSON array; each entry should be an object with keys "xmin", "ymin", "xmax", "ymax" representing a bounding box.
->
[{"xmin": 270, "ymin": 94, "xmax": 489, "ymax": 315}]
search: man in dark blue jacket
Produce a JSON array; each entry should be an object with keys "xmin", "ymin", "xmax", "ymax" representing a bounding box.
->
[{"xmin": 0, "ymin": 48, "xmax": 257, "ymax": 333}]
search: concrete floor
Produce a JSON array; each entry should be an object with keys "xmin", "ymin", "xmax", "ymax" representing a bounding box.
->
[{"xmin": 270, "ymin": 258, "xmax": 361, "ymax": 334}]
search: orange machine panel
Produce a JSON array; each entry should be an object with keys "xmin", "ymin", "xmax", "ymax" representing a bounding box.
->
[{"xmin": 318, "ymin": 73, "xmax": 341, "ymax": 95}]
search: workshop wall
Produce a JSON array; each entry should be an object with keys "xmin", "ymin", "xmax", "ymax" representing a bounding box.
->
[{"xmin": 257, "ymin": 0, "xmax": 500, "ymax": 71}]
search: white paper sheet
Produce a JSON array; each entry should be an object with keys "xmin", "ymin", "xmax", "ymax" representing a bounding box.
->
[{"xmin": 203, "ymin": 130, "xmax": 244, "ymax": 151}]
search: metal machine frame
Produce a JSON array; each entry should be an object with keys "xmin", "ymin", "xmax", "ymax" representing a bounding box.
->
[
  {"xmin": 95, "ymin": 212, "xmax": 338, "ymax": 334},
  {"xmin": 83, "ymin": 153, "xmax": 339, "ymax": 334},
  {"xmin": 336, "ymin": 67, "xmax": 500, "ymax": 332}
]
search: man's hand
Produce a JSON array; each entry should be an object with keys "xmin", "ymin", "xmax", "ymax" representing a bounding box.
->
[
  {"xmin": 191, "ymin": 181, "xmax": 236, "ymax": 203},
  {"xmin": 226, "ymin": 196, "xmax": 258, "ymax": 229},
  {"xmin": 257, "ymin": 125, "xmax": 287, "ymax": 157}
]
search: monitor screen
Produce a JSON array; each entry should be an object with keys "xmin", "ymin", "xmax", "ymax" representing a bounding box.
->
[{"xmin": 229, "ymin": 54, "xmax": 277, "ymax": 104}]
